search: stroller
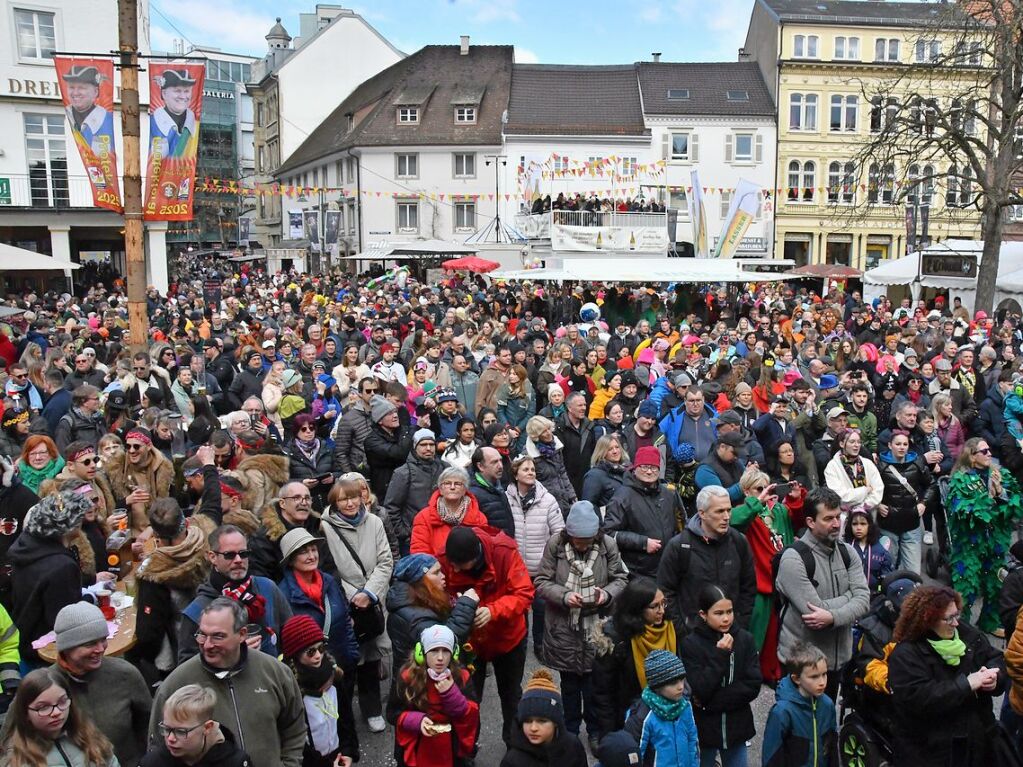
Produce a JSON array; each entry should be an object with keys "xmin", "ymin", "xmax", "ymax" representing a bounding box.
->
[
  {"xmin": 923, "ymin": 475, "xmax": 952, "ymax": 584},
  {"xmin": 838, "ymin": 570, "xmax": 922, "ymax": 767}
]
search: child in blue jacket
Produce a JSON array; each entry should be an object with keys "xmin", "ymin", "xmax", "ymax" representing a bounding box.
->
[
  {"xmin": 762, "ymin": 641, "xmax": 838, "ymax": 767},
  {"xmin": 623, "ymin": 649, "xmax": 699, "ymax": 767}
]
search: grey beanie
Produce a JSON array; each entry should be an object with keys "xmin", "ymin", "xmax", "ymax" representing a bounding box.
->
[
  {"xmin": 24, "ymin": 491, "xmax": 90, "ymax": 540},
  {"xmin": 370, "ymin": 394, "xmax": 398, "ymax": 423},
  {"xmin": 565, "ymin": 500, "xmax": 600, "ymax": 537},
  {"xmin": 413, "ymin": 428, "xmax": 435, "ymax": 447},
  {"xmin": 54, "ymin": 601, "xmax": 109, "ymax": 651}
]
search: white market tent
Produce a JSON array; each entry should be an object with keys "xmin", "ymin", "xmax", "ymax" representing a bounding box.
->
[
  {"xmin": 0, "ymin": 242, "xmax": 81, "ymax": 271},
  {"xmin": 344, "ymin": 239, "xmax": 478, "ymax": 259},
  {"xmin": 492, "ymin": 258, "xmax": 768, "ymax": 283}
]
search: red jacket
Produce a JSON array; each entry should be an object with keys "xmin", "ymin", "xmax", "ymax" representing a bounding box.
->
[
  {"xmin": 410, "ymin": 490, "xmax": 489, "ymax": 561},
  {"xmin": 395, "ymin": 667, "xmax": 478, "ymax": 767},
  {"xmin": 444, "ymin": 529, "xmax": 534, "ymax": 661}
]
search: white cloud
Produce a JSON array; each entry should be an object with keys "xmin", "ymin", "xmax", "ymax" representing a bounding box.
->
[
  {"xmin": 150, "ymin": 0, "xmax": 274, "ymax": 54},
  {"xmin": 670, "ymin": 0, "xmax": 752, "ymax": 60},
  {"xmin": 639, "ymin": 6, "xmax": 663, "ymax": 22},
  {"xmin": 515, "ymin": 46, "xmax": 539, "ymax": 64}
]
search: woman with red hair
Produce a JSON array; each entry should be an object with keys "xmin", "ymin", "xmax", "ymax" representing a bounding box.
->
[
  {"xmin": 16, "ymin": 435, "xmax": 63, "ymax": 494},
  {"xmin": 888, "ymin": 585, "xmax": 1003, "ymax": 766}
]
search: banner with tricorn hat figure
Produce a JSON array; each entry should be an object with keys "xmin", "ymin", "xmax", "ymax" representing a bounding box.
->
[
  {"xmin": 144, "ymin": 62, "xmax": 205, "ymax": 221},
  {"xmin": 54, "ymin": 58, "xmax": 122, "ymax": 212}
]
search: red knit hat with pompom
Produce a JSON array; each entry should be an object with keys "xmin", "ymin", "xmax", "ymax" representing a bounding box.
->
[{"xmin": 280, "ymin": 614, "xmax": 324, "ymax": 659}]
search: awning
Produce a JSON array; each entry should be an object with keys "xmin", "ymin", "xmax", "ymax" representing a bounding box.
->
[
  {"xmin": 493, "ymin": 258, "xmax": 769, "ymax": 283},
  {"xmin": 0, "ymin": 243, "xmax": 80, "ymax": 271},
  {"xmin": 346, "ymin": 239, "xmax": 478, "ymax": 259}
]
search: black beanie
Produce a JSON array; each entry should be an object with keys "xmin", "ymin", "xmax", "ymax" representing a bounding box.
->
[{"xmin": 445, "ymin": 525, "xmax": 482, "ymax": 566}]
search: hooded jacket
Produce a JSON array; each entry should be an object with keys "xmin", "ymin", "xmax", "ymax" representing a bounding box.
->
[
  {"xmin": 140, "ymin": 725, "xmax": 251, "ymax": 767},
  {"xmin": 876, "ymin": 450, "xmax": 936, "ymax": 534},
  {"xmin": 149, "ymin": 645, "xmax": 307, "ymax": 767},
  {"xmin": 8, "ymin": 531, "xmax": 81, "ymax": 658},
  {"xmin": 382, "ymin": 453, "xmax": 445, "ymax": 544},
  {"xmin": 623, "ymin": 693, "xmax": 699, "ymax": 767},
  {"xmin": 775, "ymin": 530, "xmax": 870, "ymax": 670},
  {"xmin": 581, "ymin": 460, "xmax": 629, "ymax": 509},
  {"xmin": 54, "ymin": 406, "xmax": 108, "ymax": 451},
  {"xmin": 364, "ymin": 422, "xmax": 413, "ymax": 501},
  {"xmin": 506, "ymin": 480, "xmax": 565, "ymax": 575},
  {"xmin": 762, "ymin": 676, "xmax": 838, "ymax": 767},
  {"xmin": 248, "ymin": 504, "xmax": 322, "ymax": 584},
  {"xmin": 499, "ymin": 723, "xmax": 588, "ymax": 767},
  {"xmin": 604, "ymin": 473, "xmax": 681, "ymax": 578}
]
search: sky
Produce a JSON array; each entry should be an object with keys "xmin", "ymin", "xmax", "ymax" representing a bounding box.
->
[{"xmin": 148, "ymin": 0, "xmax": 759, "ymax": 65}]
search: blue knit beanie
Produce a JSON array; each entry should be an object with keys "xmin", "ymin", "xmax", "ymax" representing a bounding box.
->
[
  {"xmin": 644, "ymin": 649, "xmax": 686, "ymax": 689},
  {"xmin": 393, "ymin": 553, "xmax": 437, "ymax": 583}
]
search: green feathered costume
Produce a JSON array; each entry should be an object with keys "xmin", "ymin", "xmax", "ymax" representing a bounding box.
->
[{"xmin": 947, "ymin": 467, "xmax": 1023, "ymax": 632}]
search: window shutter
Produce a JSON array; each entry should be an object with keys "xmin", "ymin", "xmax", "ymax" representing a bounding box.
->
[
  {"xmin": 691, "ymin": 133, "xmax": 699, "ymax": 162},
  {"xmin": 754, "ymin": 134, "xmax": 764, "ymax": 163},
  {"xmin": 661, "ymin": 133, "xmax": 671, "ymax": 160},
  {"xmin": 725, "ymin": 134, "xmax": 733, "ymax": 163}
]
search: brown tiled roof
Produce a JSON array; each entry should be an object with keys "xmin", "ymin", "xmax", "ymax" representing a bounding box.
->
[
  {"xmin": 637, "ymin": 62, "xmax": 775, "ymax": 117},
  {"xmin": 504, "ymin": 64, "xmax": 648, "ymax": 136},
  {"xmin": 278, "ymin": 44, "xmax": 513, "ymax": 175}
]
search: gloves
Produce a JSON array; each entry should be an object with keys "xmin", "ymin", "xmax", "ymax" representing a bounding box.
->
[{"xmin": 0, "ymin": 457, "xmax": 15, "ymax": 489}]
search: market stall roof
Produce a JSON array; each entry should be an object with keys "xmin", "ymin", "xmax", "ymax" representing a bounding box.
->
[
  {"xmin": 786, "ymin": 263, "xmax": 862, "ymax": 279},
  {"xmin": 346, "ymin": 239, "xmax": 478, "ymax": 259},
  {"xmin": 493, "ymin": 258, "xmax": 768, "ymax": 283},
  {"xmin": 0, "ymin": 243, "xmax": 80, "ymax": 271},
  {"xmin": 864, "ymin": 240, "xmax": 1023, "ymax": 289},
  {"xmin": 442, "ymin": 256, "xmax": 500, "ymax": 273}
]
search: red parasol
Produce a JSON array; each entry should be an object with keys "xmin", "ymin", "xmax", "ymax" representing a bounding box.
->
[{"xmin": 441, "ymin": 256, "xmax": 501, "ymax": 273}]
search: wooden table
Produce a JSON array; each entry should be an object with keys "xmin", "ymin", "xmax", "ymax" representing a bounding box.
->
[{"xmin": 37, "ymin": 580, "xmax": 137, "ymax": 664}]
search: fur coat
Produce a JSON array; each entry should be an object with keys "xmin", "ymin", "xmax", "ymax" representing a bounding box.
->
[{"xmin": 222, "ymin": 453, "xmax": 290, "ymax": 512}]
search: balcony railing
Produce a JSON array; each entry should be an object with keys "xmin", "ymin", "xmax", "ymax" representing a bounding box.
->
[
  {"xmin": 515, "ymin": 210, "xmax": 669, "ymax": 253},
  {"xmin": 0, "ymin": 173, "xmax": 104, "ymax": 209}
]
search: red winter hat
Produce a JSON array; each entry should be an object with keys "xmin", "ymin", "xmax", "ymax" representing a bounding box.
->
[
  {"xmin": 632, "ymin": 445, "xmax": 662, "ymax": 469},
  {"xmin": 280, "ymin": 615, "xmax": 324, "ymax": 659}
]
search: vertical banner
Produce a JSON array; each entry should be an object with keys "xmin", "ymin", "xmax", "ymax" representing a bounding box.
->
[
  {"xmin": 324, "ymin": 210, "xmax": 340, "ymax": 245},
  {"xmin": 238, "ymin": 217, "xmax": 251, "ymax": 244},
  {"xmin": 304, "ymin": 210, "xmax": 321, "ymax": 250},
  {"xmin": 53, "ymin": 58, "xmax": 122, "ymax": 212},
  {"xmin": 713, "ymin": 179, "xmax": 760, "ymax": 259},
  {"xmin": 144, "ymin": 62, "xmax": 206, "ymax": 221},
  {"xmin": 690, "ymin": 169, "xmax": 709, "ymax": 258},
  {"xmin": 288, "ymin": 211, "xmax": 304, "ymax": 239},
  {"xmin": 905, "ymin": 206, "xmax": 917, "ymax": 254}
]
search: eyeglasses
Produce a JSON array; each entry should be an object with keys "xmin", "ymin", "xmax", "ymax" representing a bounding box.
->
[
  {"xmin": 159, "ymin": 722, "xmax": 204, "ymax": 740},
  {"xmin": 975, "ymin": 447, "xmax": 992, "ymax": 455},
  {"xmin": 440, "ymin": 481, "xmax": 465, "ymax": 488},
  {"xmin": 941, "ymin": 612, "xmax": 961, "ymax": 625},
  {"xmin": 213, "ymin": 549, "xmax": 251, "ymax": 560},
  {"xmin": 281, "ymin": 495, "xmax": 312, "ymax": 503},
  {"xmin": 126, "ymin": 443, "xmax": 145, "ymax": 452},
  {"xmin": 27, "ymin": 450, "xmax": 51, "ymax": 459},
  {"xmin": 646, "ymin": 600, "xmax": 667, "ymax": 611},
  {"xmin": 303, "ymin": 642, "xmax": 327, "ymax": 658},
  {"xmin": 133, "ymin": 366, "xmax": 148, "ymax": 372},
  {"xmin": 636, "ymin": 465, "xmax": 659, "ymax": 472},
  {"xmin": 29, "ymin": 697, "xmax": 71, "ymax": 716},
  {"xmin": 194, "ymin": 630, "xmax": 231, "ymax": 644}
]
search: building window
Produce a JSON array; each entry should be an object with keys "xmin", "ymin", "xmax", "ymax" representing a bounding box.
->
[
  {"xmin": 830, "ymin": 95, "xmax": 858, "ymax": 132},
  {"xmin": 397, "ymin": 107, "xmax": 419, "ymax": 124},
  {"xmin": 874, "ymin": 38, "xmax": 900, "ymax": 62},
  {"xmin": 910, "ymin": 97, "xmax": 938, "ymax": 136},
  {"xmin": 346, "ymin": 113, "xmax": 354, "ymax": 132},
  {"xmin": 336, "ymin": 160, "xmax": 344, "ymax": 186},
  {"xmin": 554, "ymin": 155, "xmax": 571, "ymax": 173},
  {"xmin": 1010, "ymin": 205, "xmax": 1023, "ymax": 221},
  {"xmin": 346, "ymin": 157, "xmax": 356, "ymax": 182},
  {"xmin": 669, "ymin": 189, "xmax": 689, "ymax": 218},
  {"xmin": 789, "ymin": 93, "xmax": 818, "ymax": 131},
  {"xmin": 397, "ymin": 200, "xmax": 419, "ymax": 231},
  {"xmin": 834, "ymin": 36, "xmax": 860, "ymax": 60},
  {"xmin": 454, "ymin": 106, "xmax": 476, "ymax": 123},
  {"xmin": 869, "ymin": 96, "xmax": 899, "ymax": 133},
  {"xmin": 454, "ymin": 202, "xmax": 476, "ymax": 230},
  {"xmin": 732, "ymin": 133, "xmax": 755, "ymax": 162},
  {"xmin": 312, "ymin": 168, "xmax": 319, "ymax": 187},
  {"xmin": 670, "ymin": 132, "xmax": 690, "ymax": 161},
  {"xmin": 667, "ymin": 89, "xmax": 689, "ymax": 100},
  {"xmin": 908, "ymin": 164, "xmax": 935, "ymax": 206},
  {"xmin": 954, "ymin": 41, "xmax": 982, "ymax": 65},
  {"xmin": 915, "ymin": 39, "xmax": 940, "ymax": 63},
  {"xmin": 453, "ymin": 152, "xmax": 476, "ymax": 178},
  {"xmin": 395, "ymin": 153, "xmax": 418, "ymax": 179},
  {"xmin": 719, "ymin": 191, "xmax": 732, "ymax": 219},
  {"xmin": 793, "ymin": 34, "xmax": 819, "ymax": 58},
  {"xmin": 24, "ymin": 113, "xmax": 68, "ymax": 207},
  {"xmin": 14, "ymin": 8, "xmax": 56, "ymax": 61},
  {"xmin": 787, "ymin": 160, "xmax": 815, "ymax": 202},
  {"xmin": 726, "ymin": 90, "xmax": 749, "ymax": 101},
  {"xmin": 868, "ymin": 163, "xmax": 895, "ymax": 204},
  {"xmin": 620, "ymin": 157, "xmax": 638, "ymax": 176},
  {"xmin": 947, "ymin": 165, "xmax": 972, "ymax": 207},
  {"xmin": 828, "ymin": 161, "xmax": 856, "ymax": 204}
]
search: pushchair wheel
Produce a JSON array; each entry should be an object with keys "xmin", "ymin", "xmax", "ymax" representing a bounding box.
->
[{"xmin": 840, "ymin": 718, "xmax": 885, "ymax": 767}]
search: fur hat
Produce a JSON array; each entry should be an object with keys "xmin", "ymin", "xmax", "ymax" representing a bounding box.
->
[{"xmin": 24, "ymin": 491, "xmax": 90, "ymax": 540}]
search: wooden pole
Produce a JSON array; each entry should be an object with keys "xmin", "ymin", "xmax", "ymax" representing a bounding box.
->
[{"xmin": 118, "ymin": 0, "xmax": 148, "ymax": 350}]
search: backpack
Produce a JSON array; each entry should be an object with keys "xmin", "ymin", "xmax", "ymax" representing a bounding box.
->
[{"xmin": 770, "ymin": 538, "xmax": 852, "ymax": 620}]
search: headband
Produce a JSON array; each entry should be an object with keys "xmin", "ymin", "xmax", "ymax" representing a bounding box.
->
[
  {"xmin": 68, "ymin": 445, "xmax": 96, "ymax": 462},
  {"xmin": 2, "ymin": 410, "xmax": 29, "ymax": 428},
  {"xmin": 219, "ymin": 481, "xmax": 242, "ymax": 499},
  {"xmin": 126, "ymin": 430, "xmax": 152, "ymax": 445}
]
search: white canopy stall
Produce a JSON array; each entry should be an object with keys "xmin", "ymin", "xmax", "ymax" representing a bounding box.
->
[{"xmin": 492, "ymin": 257, "xmax": 769, "ymax": 283}]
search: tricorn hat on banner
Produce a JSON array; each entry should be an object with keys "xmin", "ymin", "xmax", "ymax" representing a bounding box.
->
[
  {"xmin": 156, "ymin": 69, "xmax": 197, "ymax": 89},
  {"xmin": 62, "ymin": 65, "xmax": 103, "ymax": 85}
]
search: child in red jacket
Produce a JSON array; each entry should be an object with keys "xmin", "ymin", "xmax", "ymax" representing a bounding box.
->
[{"xmin": 394, "ymin": 625, "xmax": 479, "ymax": 767}]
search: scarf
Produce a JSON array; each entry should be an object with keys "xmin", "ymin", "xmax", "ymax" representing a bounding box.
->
[
  {"xmin": 841, "ymin": 455, "xmax": 866, "ymax": 488},
  {"xmin": 641, "ymin": 686, "xmax": 687, "ymax": 722},
  {"xmin": 17, "ymin": 455, "xmax": 65, "ymax": 493},
  {"xmin": 339, "ymin": 507, "xmax": 367, "ymax": 526},
  {"xmin": 212, "ymin": 571, "xmax": 267, "ymax": 623},
  {"xmin": 437, "ymin": 495, "xmax": 470, "ymax": 525},
  {"xmin": 550, "ymin": 403, "xmax": 566, "ymax": 420},
  {"xmin": 295, "ymin": 436, "xmax": 320, "ymax": 463},
  {"xmin": 296, "ymin": 653, "xmax": 337, "ymax": 696},
  {"xmin": 536, "ymin": 440, "xmax": 558, "ymax": 460},
  {"xmin": 295, "ymin": 569, "xmax": 324, "ymax": 610},
  {"xmin": 631, "ymin": 621, "xmax": 677, "ymax": 688},
  {"xmin": 563, "ymin": 542, "xmax": 599, "ymax": 631},
  {"xmin": 927, "ymin": 631, "xmax": 967, "ymax": 666}
]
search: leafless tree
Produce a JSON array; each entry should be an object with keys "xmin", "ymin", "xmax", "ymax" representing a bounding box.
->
[{"xmin": 846, "ymin": 0, "xmax": 1023, "ymax": 311}]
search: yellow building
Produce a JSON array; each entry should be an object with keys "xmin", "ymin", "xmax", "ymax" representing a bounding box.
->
[{"xmin": 744, "ymin": 0, "xmax": 983, "ymax": 270}]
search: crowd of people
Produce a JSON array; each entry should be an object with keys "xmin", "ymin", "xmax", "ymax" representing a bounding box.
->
[
  {"xmin": 528, "ymin": 194, "xmax": 667, "ymax": 217},
  {"xmin": 0, "ymin": 263, "xmax": 1022, "ymax": 767}
]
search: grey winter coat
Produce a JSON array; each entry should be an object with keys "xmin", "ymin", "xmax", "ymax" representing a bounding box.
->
[
  {"xmin": 534, "ymin": 531, "xmax": 628, "ymax": 673},
  {"xmin": 506, "ymin": 480, "xmax": 565, "ymax": 575},
  {"xmin": 525, "ymin": 436, "xmax": 578, "ymax": 517},
  {"xmin": 775, "ymin": 529, "xmax": 870, "ymax": 670},
  {"xmin": 381, "ymin": 453, "xmax": 444, "ymax": 544},
  {"xmin": 332, "ymin": 401, "xmax": 373, "ymax": 473}
]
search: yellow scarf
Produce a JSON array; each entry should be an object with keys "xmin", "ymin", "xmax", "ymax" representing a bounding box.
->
[{"xmin": 630, "ymin": 621, "xmax": 677, "ymax": 688}]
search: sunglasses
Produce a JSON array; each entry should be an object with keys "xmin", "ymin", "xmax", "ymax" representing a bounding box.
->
[
  {"xmin": 297, "ymin": 425, "xmax": 316, "ymax": 432},
  {"xmin": 303, "ymin": 642, "xmax": 327, "ymax": 658},
  {"xmin": 975, "ymin": 447, "xmax": 992, "ymax": 455},
  {"xmin": 126, "ymin": 443, "xmax": 145, "ymax": 452},
  {"xmin": 214, "ymin": 549, "xmax": 251, "ymax": 560}
]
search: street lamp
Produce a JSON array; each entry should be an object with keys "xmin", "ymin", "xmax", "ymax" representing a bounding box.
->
[{"xmin": 485, "ymin": 155, "xmax": 507, "ymax": 243}]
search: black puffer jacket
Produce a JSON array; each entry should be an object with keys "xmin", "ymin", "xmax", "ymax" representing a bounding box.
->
[
  {"xmin": 383, "ymin": 580, "xmax": 479, "ymax": 678},
  {"xmin": 468, "ymin": 474, "xmax": 515, "ymax": 539},
  {"xmin": 141, "ymin": 726, "xmax": 251, "ymax": 767},
  {"xmin": 499, "ymin": 724, "xmax": 588, "ymax": 767},
  {"xmin": 581, "ymin": 461, "xmax": 628, "ymax": 509},
  {"xmin": 527, "ymin": 438, "xmax": 577, "ymax": 517},
  {"xmin": 227, "ymin": 368, "xmax": 263, "ymax": 410},
  {"xmin": 889, "ymin": 621, "xmax": 1004, "ymax": 767},
  {"xmin": 876, "ymin": 451, "xmax": 936, "ymax": 535},
  {"xmin": 382, "ymin": 454, "xmax": 444, "ymax": 545},
  {"xmin": 678, "ymin": 622, "xmax": 761, "ymax": 750},
  {"xmin": 364, "ymin": 423, "xmax": 413, "ymax": 502},
  {"xmin": 603, "ymin": 473, "xmax": 681, "ymax": 579},
  {"xmin": 332, "ymin": 401, "xmax": 373, "ymax": 474},
  {"xmin": 0, "ymin": 480, "xmax": 39, "ymax": 610},
  {"xmin": 285, "ymin": 439, "xmax": 335, "ymax": 511},
  {"xmin": 8, "ymin": 532, "xmax": 82, "ymax": 658}
]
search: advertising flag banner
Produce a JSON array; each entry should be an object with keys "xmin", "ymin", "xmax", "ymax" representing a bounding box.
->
[
  {"xmin": 144, "ymin": 62, "xmax": 205, "ymax": 221},
  {"xmin": 54, "ymin": 57, "xmax": 122, "ymax": 212},
  {"xmin": 713, "ymin": 178, "xmax": 759, "ymax": 259},
  {"xmin": 690, "ymin": 169, "xmax": 709, "ymax": 258},
  {"xmin": 288, "ymin": 211, "xmax": 304, "ymax": 239}
]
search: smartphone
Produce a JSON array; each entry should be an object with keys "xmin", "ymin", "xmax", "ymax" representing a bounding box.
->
[
  {"xmin": 315, "ymin": 473, "xmax": 333, "ymax": 483},
  {"xmin": 774, "ymin": 482, "xmax": 794, "ymax": 497}
]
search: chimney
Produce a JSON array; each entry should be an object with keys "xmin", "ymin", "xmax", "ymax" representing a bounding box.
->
[
  {"xmin": 460, "ymin": 35, "xmax": 470, "ymax": 55},
  {"xmin": 651, "ymin": 52, "xmax": 662, "ymax": 62},
  {"xmin": 738, "ymin": 47, "xmax": 752, "ymax": 61}
]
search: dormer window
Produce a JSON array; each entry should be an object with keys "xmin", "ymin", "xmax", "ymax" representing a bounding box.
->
[
  {"xmin": 346, "ymin": 113, "xmax": 354, "ymax": 132},
  {"xmin": 726, "ymin": 90, "xmax": 749, "ymax": 101},
  {"xmin": 397, "ymin": 107, "xmax": 419, "ymax": 124},
  {"xmin": 455, "ymin": 106, "xmax": 477, "ymax": 123}
]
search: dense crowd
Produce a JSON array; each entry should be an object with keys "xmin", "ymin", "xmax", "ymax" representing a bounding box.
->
[{"xmin": 0, "ymin": 263, "xmax": 1023, "ymax": 767}]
